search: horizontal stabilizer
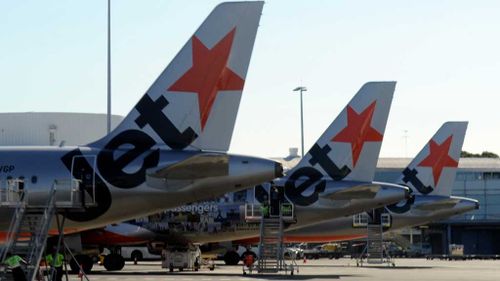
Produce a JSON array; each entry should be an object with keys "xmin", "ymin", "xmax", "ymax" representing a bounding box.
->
[
  {"xmin": 321, "ymin": 184, "xmax": 380, "ymax": 200},
  {"xmin": 414, "ymin": 198, "xmax": 460, "ymax": 211},
  {"xmin": 149, "ymin": 153, "xmax": 229, "ymax": 180}
]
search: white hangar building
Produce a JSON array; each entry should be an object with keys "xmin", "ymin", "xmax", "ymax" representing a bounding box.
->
[{"xmin": 0, "ymin": 112, "xmax": 123, "ymax": 146}]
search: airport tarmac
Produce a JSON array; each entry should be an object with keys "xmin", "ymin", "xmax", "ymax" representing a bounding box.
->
[{"xmin": 77, "ymin": 258, "xmax": 499, "ymax": 281}]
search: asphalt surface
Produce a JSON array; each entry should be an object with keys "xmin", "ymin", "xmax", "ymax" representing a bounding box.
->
[{"xmin": 72, "ymin": 258, "xmax": 499, "ymax": 281}]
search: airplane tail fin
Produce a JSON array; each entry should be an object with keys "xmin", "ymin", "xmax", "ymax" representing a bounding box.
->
[
  {"xmin": 289, "ymin": 82, "xmax": 396, "ymax": 182},
  {"xmin": 90, "ymin": 2, "xmax": 264, "ymax": 151},
  {"xmin": 399, "ymin": 122, "xmax": 468, "ymax": 196}
]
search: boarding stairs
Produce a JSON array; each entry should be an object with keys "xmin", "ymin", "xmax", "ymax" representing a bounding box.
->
[
  {"xmin": 244, "ymin": 203, "xmax": 297, "ymax": 275},
  {"xmin": 259, "ymin": 217, "xmax": 282, "ymax": 273},
  {"xmin": 353, "ymin": 211, "xmax": 395, "ymax": 267},
  {"xmin": 366, "ymin": 224, "xmax": 384, "ymax": 264},
  {"xmin": 0, "ymin": 179, "xmax": 93, "ymax": 281}
]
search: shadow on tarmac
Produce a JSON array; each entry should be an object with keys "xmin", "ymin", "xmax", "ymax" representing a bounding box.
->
[
  {"xmin": 299, "ymin": 264, "xmax": 435, "ymax": 270},
  {"xmin": 89, "ymin": 271, "xmax": 359, "ymax": 280}
]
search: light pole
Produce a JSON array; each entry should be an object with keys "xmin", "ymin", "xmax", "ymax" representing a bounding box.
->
[
  {"xmin": 293, "ymin": 86, "xmax": 307, "ymax": 157},
  {"xmin": 107, "ymin": 0, "xmax": 112, "ymax": 134}
]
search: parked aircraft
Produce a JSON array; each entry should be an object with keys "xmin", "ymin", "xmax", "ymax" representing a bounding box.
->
[
  {"xmin": 80, "ymin": 81, "xmax": 411, "ymax": 269},
  {"xmin": 0, "ymin": 0, "xmax": 283, "ymax": 268},
  {"xmin": 283, "ymin": 122, "xmax": 479, "ymax": 243}
]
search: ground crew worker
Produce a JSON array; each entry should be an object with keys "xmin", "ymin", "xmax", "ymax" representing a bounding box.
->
[
  {"xmin": 243, "ymin": 249, "xmax": 255, "ymax": 267},
  {"xmin": 261, "ymin": 201, "xmax": 270, "ymax": 218},
  {"xmin": 4, "ymin": 254, "xmax": 26, "ymax": 281},
  {"xmin": 46, "ymin": 249, "xmax": 64, "ymax": 281},
  {"xmin": 281, "ymin": 203, "xmax": 292, "ymax": 217},
  {"xmin": 242, "ymin": 247, "xmax": 255, "ymax": 274}
]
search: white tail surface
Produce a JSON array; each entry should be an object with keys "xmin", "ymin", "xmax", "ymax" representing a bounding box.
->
[
  {"xmin": 91, "ymin": 2, "xmax": 264, "ymax": 151},
  {"xmin": 290, "ymin": 82, "xmax": 396, "ymax": 182},
  {"xmin": 399, "ymin": 122, "xmax": 468, "ymax": 196}
]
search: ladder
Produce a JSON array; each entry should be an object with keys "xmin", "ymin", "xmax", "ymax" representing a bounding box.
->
[
  {"xmin": 0, "ymin": 181, "xmax": 57, "ymax": 281},
  {"xmin": 258, "ymin": 217, "xmax": 283, "ymax": 273},
  {"xmin": 244, "ymin": 202, "xmax": 297, "ymax": 275},
  {"xmin": 366, "ymin": 224, "xmax": 384, "ymax": 264},
  {"xmin": 355, "ymin": 212, "xmax": 394, "ymax": 267},
  {"xmin": 0, "ymin": 179, "xmax": 91, "ymax": 281}
]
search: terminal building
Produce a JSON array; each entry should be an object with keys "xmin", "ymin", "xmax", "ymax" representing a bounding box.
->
[
  {"xmin": 376, "ymin": 157, "xmax": 500, "ymax": 255},
  {"xmin": 1, "ymin": 113, "xmax": 499, "ymax": 256}
]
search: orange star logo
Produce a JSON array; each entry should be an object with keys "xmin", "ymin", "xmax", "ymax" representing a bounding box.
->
[
  {"xmin": 331, "ymin": 101, "xmax": 383, "ymax": 167},
  {"xmin": 168, "ymin": 28, "xmax": 244, "ymax": 130},
  {"xmin": 418, "ymin": 136, "xmax": 458, "ymax": 186}
]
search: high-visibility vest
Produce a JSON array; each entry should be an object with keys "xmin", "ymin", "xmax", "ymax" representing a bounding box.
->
[
  {"xmin": 46, "ymin": 253, "xmax": 64, "ymax": 267},
  {"xmin": 5, "ymin": 255, "xmax": 22, "ymax": 268},
  {"xmin": 261, "ymin": 205, "xmax": 269, "ymax": 216}
]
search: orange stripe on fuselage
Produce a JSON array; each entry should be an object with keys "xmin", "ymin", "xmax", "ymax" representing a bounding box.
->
[
  {"xmin": 80, "ymin": 230, "xmax": 149, "ymax": 245},
  {"xmin": 0, "ymin": 228, "xmax": 83, "ymax": 244}
]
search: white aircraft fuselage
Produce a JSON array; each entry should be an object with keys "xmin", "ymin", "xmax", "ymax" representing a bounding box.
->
[{"xmin": 0, "ymin": 146, "xmax": 281, "ymax": 238}]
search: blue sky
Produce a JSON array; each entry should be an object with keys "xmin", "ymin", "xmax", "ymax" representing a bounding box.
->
[{"xmin": 1, "ymin": 0, "xmax": 499, "ymax": 158}]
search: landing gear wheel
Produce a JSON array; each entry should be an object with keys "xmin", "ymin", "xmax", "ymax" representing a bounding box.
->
[
  {"xmin": 103, "ymin": 253, "xmax": 125, "ymax": 271},
  {"xmin": 224, "ymin": 251, "xmax": 240, "ymax": 265},
  {"xmin": 69, "ymin": 255, "xmax": 93, "ymax": 274}
]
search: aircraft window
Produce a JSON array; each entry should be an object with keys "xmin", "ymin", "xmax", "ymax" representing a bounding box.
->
[
  {"xmin": 457, "ymin": 172, "xmax": 483, "ymax": 181},
  {"xmin": 18, "ymin": 177, "xmax": 25, "ymax": 190},
  {"xmin": 484, "ymin": 172, "xmax": 500, "ymax": 180},
  {"xmin": 31, "ymin": 176, "xmax": 37, "ymax": 184},
  {"xmin": 456, "ymin": 172, "xmax": 466, "ymax": 181}
]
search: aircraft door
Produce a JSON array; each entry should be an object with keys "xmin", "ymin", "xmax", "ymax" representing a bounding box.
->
[
  {"xmin": 369, "ymin": 208, "xmax": 392, "ymax": 228},
  {"xmin": 269, "ymin": 185, "xmax": 284, "ymax": 217},
  {"xmin": 70, "ymin": 155, "xmax": 96, "ymax": 207}
]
